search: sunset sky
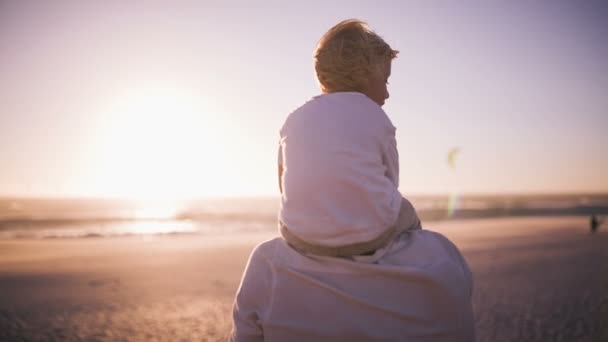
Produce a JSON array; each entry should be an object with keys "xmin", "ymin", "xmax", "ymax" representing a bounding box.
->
[{"xmin": 1, "ymin": 1, "xmax": 607, "ymax": 199}]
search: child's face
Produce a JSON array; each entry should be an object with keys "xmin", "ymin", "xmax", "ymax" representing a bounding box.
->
[{"xmin": 364, "ymin": 62, "xmax": 391, "ymax": 107}]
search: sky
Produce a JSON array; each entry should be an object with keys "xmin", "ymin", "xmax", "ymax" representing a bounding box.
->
[{"xmin": 1, "ymin": 0, "xmax": 607, "ymax": 199}]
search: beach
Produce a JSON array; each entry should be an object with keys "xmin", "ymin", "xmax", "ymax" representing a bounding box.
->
[{"xmin": 1, "ymin": 216, "xmax": 607, "ymax": 341}]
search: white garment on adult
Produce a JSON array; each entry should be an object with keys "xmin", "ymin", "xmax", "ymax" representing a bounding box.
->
[
  {"xmin": 231, "ymin": 229, "xmax": 475, "ymax": 341},
  {"xmin": 278, "ymin": 92, "xmax": 402, "ymax": 247}
]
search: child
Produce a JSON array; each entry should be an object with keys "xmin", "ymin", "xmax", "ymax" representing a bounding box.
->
[
  {"xmin": 231, "ymin": 20, "xmax": 474, "ymax": 341},
  {"xmin": 277, "ymin": 19, "xmax": 421, "ymax": 257}
]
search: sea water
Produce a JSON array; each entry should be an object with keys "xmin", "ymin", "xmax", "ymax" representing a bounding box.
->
[{"xmin": 1, "ymin": 194, "xmax": 606, "ymax": 239}]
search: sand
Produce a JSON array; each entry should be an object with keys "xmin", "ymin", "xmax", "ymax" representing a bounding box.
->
[{"xmin": 1, "ymin": 217, "xmax": 607, "ymax": 341}]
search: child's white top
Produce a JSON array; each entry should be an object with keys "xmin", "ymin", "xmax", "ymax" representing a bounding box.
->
[{"xmin": 278, "ymin": 92, "xmax": 402, "ymax": 247}]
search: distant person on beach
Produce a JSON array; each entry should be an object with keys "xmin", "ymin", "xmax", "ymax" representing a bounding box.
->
[
  {"xmin": 590, "ymin": 214, "xmax": 602, "ymax": 233},
  {"xmin": 231, "ymin": 19, "xmax": 475, "ymax": 341}
]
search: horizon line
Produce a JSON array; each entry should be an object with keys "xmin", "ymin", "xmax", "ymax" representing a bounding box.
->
[{"xmin": 1, "ymin": 191, "xmax": 608, "ymax": 201}]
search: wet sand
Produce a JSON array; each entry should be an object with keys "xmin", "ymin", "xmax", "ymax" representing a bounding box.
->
[{"xmin": 1, "ymin": 217, "xmax": 607, "ymax": 341}]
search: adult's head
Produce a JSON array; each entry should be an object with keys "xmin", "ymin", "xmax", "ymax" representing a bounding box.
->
[{"xmin": 314, "ymin": 19, "xmax": 398, "ymax": 107}]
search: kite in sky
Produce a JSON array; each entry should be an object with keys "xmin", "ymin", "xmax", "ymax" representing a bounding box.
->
[{"xmin": 447, "ymin": 147, "xmax": 460, "ymax": 169}]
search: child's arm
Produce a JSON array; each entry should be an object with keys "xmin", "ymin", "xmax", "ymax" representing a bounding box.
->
[{"xmin": 381, "ymin": 135, "xmax": 400, "ymax": 186}]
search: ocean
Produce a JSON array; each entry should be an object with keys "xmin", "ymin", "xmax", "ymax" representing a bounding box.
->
[{"xmin": 1, "ymin": 194, "xmax": 607, "ymax": 239}]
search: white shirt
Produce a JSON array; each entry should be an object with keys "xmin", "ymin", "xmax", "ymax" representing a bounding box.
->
[
  {"xmin": 278, "ymin": 92, "xmax": 402, "ymax": 247},
  {"xmin": 231, "ymin": 229, "xmax": 475, "ymax": 341}
]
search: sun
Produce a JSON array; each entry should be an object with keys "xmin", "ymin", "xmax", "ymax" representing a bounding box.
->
[{"xmin": 92, "ymin": 85, "xmax": 230, "ymax": 200}]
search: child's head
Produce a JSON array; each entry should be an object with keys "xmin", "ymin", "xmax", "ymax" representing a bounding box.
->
[{"xmin": 314, "ymin": 19, "xmax": 398, "ymax": 106}]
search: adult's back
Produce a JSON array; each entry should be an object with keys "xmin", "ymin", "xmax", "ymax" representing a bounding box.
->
[{"xmin": 231, "ymin": 229, "xmax": 475, "ymax": 341}]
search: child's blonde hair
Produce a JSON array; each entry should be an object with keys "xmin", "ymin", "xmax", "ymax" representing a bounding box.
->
[{"xmin": 314, "ymin": 19, "xmax": 399, "ymax": 93}]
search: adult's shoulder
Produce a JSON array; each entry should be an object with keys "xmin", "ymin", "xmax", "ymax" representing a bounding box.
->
[
  {"xmin": 415, "ymin": 230, "xmax": 466, "ymax": 260},
  {"xmin": 249, "ymin": 237, "xmax": 283, "ymax": 261},
  {"xmin": 384, "ymin": 229, "xmax": 469, "ymax": 273},
  {"xmin": 412, "ymin": 230, "xmax": 473, "ymax": 289}
]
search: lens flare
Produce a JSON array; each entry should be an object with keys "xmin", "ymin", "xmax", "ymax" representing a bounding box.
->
[
  {"xmin": 446, "ymin": 147, "xmax": 461, "ymax": 217},
  {"xmin": 448, "ymin": 192, "xmax": 460, "ymax": 218}
]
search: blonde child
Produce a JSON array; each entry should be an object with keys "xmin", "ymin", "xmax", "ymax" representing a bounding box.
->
[{"xmin": 277, "ymin": 19, "xmax": 420, "ymax": 257}]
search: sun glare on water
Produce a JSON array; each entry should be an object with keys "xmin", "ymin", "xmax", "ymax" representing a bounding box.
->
[
  {"xmin": 121, "ymin": 200, "xmax": 195, "ymax": 235},
  {"xmin": 134, "ymin": 200, "xmax": 180, "ymax": 220}
]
